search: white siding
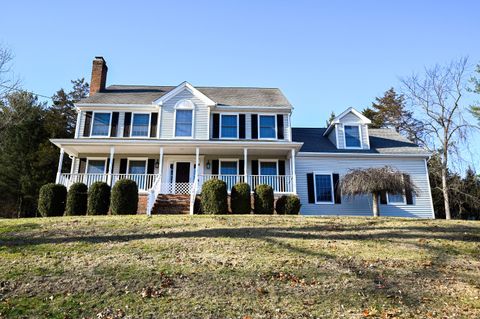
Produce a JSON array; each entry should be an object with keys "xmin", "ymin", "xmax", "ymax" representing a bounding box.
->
[
  {"xmin": 327, "ymin": 129, "xmax": 337, "ymax": 147},
  {"xmin": 341, "ymin": 112, "xmax": 363, "ymax": 123},
  {"xmin": 296, "ymin": 155, "xmax": 434, "ymax": 218},
  {"xmin": 160, "ymin": 88, "xmax": 209, "ymax": 139}
]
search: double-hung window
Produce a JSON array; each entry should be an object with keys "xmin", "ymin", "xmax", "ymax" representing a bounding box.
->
[
  {"xmin": 314, "ymin": 173, "xmax": 334, "ymax": 204},
  {"xmin": 344, "ymin": 125, "xmax": 361, "ymax": 148},
  {"xmin": 260, "ymin": 161, "xmax": 277, "ymax": 176},
  {"xmin": 387, "ymin": 192, "xmax": 406, "ymax": 205},
  {"xmin": 259, "ymin": 115, "xmax": 276, "ymax": 139},
  {"xmin": 220, "ymin": 114, "xmax": 238, "ymax": 138},
  {"xmin": 87, "ymin": 160, "xmax": 106, "ymax": 174},
  {"xmin": 91, "ymin": 112, "xmax": 111, "ymax": 137},
  {"xmin": 131, "ymin": 114, "xmax": 150, "ymax": 137},
  {"xmin": 220, "ymin": 161, "xmax": 238, "ymax": 175},
  {"xmin": 175, "ymin": 109, "xmax": 193, "ymax": 137}
]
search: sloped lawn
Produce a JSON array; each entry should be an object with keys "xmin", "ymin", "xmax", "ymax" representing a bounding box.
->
[{"xmin": 0, "ymin": 215, "xmax": 479, "ymax": 318}]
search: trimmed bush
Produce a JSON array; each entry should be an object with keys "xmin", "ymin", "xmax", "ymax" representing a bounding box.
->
[
  {"xmin": 230, "ymin": 182, "xmax": 251, "ymax": 214},
  {"xmin": 254, "ymin": 184, "xmax": 274, "ymax": 214},
  {"xmin": 65, "ymin": 183, "xmax": 88, "ymax": 216},
  {"xmin": 201, "ymin": 179, "xmax": 228, "ymax": 214},
  {"xmin": 38, "ymin": 183, "xmax": 67, "ymax": 217},
  {"xmin": 111, "ymin": 179, "xmax": 138, "ymax": 215},
  {"xmin": 276, "ymin": 195, "xmax": 301, "ymax": 215},
  {"xmin": 87, "ymin": 182, "xmax": 110, "ymax": 215}
]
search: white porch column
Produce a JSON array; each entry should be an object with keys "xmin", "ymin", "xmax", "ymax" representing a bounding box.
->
[
  {"xmin": 195, "ymin": 147, "xmax": 200, "ymax": 181},
  {"xmin": 291, "ymin": 148, "xmax": 297, "ymax": 194},
  {"xmin": 107, "ymin": 146, "xmax": 115, "ymax": 186},
  {"xmin": 158, "ymin": 147, "xmax": 164, "ymax": 179},
  {"xmin": 243, "ymin": 148, "xmax": 248, "ymax": 182},
  {"xmin": 70, "ymin": 156, "xmax": 76, "ymax": 174},
  {"xmin": 55, "ymin": 148, "xmax": 65, "ymax": 184}
]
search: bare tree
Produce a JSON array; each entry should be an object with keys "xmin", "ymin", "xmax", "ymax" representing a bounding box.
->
[
  {"xmin": 0, "ymin": 46, "xmax": 19, "ymax": 99},
  {"xmin": 401, "ymin": 58, "xmax": 473, "ymax": 219}
]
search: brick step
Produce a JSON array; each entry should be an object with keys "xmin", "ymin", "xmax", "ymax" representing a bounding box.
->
[{"xmin": 151, "ymin": 194, "xmax": 192, "ymax": 215}]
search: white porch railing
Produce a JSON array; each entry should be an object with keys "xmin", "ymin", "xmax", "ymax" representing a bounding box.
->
[
  {"xmin": 198, "ymin": 174, "xmax": 294, "ymax": 193},
  {"xmin": 58, "ymin": 173, "xmax": 157, "ymax": 191}
]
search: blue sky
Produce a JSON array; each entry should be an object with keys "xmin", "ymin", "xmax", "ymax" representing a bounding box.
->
[{"xmin": 1, "ymin": 0, "xmax": 480, "ymax": 167}]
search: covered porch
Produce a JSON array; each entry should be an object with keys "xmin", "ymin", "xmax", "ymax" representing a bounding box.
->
[{"xmin": 51, "ymin": 139, "xmax": 302, "ymax": 214}]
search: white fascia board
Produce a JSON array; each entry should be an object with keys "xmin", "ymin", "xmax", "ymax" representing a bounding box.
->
[
  {"xmin": 332, "ymin": 107, "xmax": 372, "ymax": 124},
  {"xmin": 297, "ymin": 151, "xmax": 431, "ymax": 158},
  {"xmin": 75, "ymin": 103, "xmax": 160, "ymax": 111},
  {"xmin": 213, "ymin": 105, "xmax": 292, "ymax": 112},
  {"xmin": 153, "ymin": 81, "xmax": 216, "ymax": 106}
]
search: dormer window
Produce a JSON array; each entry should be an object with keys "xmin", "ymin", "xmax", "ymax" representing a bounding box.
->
[
  {"xmin": 131, "ymin": 113, "xmax": 150, "ymax": 137},
  {"xmin": 259, "ymin": 115, "xmax": 276, "ymax": 139},
  {"xmin": 220, "ymin": 114, "xmax": 238, "ymax": 138},
  {"xmin": 91, "ymin": 112, "xmax": 111, "ymax": 137},
  {"xmin": 344, "ymin": 125, "xmax": 361, "ymax": 148}
]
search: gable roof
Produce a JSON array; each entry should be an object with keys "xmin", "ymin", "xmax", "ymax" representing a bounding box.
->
[
  {"xmin": 324, "ymin": 107, "xmax": 372, "ymax": 136},
  {"xmin": 78, "ymin": 84, "xmax": 292, "ymax": 107},
  {"xmin": 292, "ymin": 127, "xmax": 430, "ymax": 156}
]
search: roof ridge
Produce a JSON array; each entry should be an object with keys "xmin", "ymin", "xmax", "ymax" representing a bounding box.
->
[{"xmin": 106, "ymin": 84, "xmax": 281, "ymax": 90}]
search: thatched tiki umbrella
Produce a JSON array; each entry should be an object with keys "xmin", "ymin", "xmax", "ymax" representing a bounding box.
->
[{"xmin": 340, "ymin": 166, "xmax": 418, "ymax": 217}]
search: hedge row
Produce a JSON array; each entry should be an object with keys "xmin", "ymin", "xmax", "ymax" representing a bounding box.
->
[
  {"xmin": 38, "ymin": 180, "xmax": 139, "ymax": 217},
  {"xmin": 200, "ymin": 180, "xmax": 301, "ymax": 215}
]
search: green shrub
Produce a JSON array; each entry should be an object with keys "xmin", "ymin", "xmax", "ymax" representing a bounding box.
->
[
  {"xmin": 201, "ymin": 179, "xmax": 228, "ymax": 214},
  {"xmin": 254, "ymin": 184, "xmax": 274, "ymax": 214},
  {"xmin": 87, "ymin": 182, "xmax": 110, "ymax": 215},
  {"xmin": 65, "ymin": 183, "xmax": 88, "ymax": 216},
  {"xmin": 230, "ymin": 182, "xmax": 251, "ymax": 214},
  {"xmin": 38, "ymin": 183, "xmax": 67, "ymax": 217},
  {"xmin": 111, "ymin": 179, "xmax": 138, "ymax": 215},
  {"xmin": 276, "ymin": 195, "xmax": 301, "ymax": 215}
]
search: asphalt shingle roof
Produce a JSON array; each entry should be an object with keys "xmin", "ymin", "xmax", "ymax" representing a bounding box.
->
[
  {"xmin": 79, "ymin": 85, "xmax": 292, "ymax": 107},
  {"xmin": 292, "ymin": 127, "xmax": 430, "ymax": 155}
]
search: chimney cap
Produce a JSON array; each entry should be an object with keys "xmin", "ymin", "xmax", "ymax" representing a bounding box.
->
[{"xmin": 94, "ymin": 56, "xmax": 105, "ymax": 61}]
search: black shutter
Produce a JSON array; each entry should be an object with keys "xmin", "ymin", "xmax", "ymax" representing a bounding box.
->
[
  {"xmin": 212, "ymin": 114, "xmax": 220, "ymax": 138},
  {"xmin": 119, "ymin": 159, "xmax": 128, "ymax": 174},
  {"xmin": 147, "ymin": 159, "xmax": 155, "ymax": 174},
  {"xmin": 332, "ymin": 173, "xmax": 341, "ymax": 204},
  {"xmin": 79, "ymin": 158, "xmax": 87, "ymax": 173},
  {"xmin": 123, "ymin": 112, "xmax": 131, "ymax": 137},
  {"xmin": 239, "ymin": 160, "xmax": 245, "ymax": 175},
  {"xmin": 307, "ymin": 173, "xmax": 315, "ymax": 203},
  {"xmin": 277, "ymin": 114, "xmax": 284, "ymax": 139},
  {"xmin": 212, "ymin": 160, "xmax": 219, "ymax": 174},
  {"xmin": 239, "ymin": 114, "xmax": 246, "ymax": 139},
  {"xmin": 278, "ymin": 160, "xmax": 285, "ymax": 175},
  {"xmin": 251, "ymin": 114, "xmax": 258, "ymax": 139},
  {"xmin": 251, "ymin": 160, "xmax": 259, "ymax": 175},
  {"xmin": 380, "ymin": 191, "xmax": 387, "ymax": 204},
  {"xmin": 83, "ymin": 111, "xmax": 92, "ymax": 137},
  {"xmin": 404, "ymin": 174, "xmax": 414, "ymax": 205},
  {"xmin": 110, "ymin": 112, "xmax": 119, "ymax": 137},
  {"xmin": 150, "ymin": 113, "xmax": 158, "ymax": 138}
]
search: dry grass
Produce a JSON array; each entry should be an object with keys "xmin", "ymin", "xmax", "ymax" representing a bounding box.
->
[{"xmin": 0, "ymin": 215, "xmax": 479, "ymax": 318}]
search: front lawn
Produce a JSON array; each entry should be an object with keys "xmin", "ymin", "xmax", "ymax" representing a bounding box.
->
[{"xmin": 0, "ymin": 215, "xmax": 479, "ymax": 318}]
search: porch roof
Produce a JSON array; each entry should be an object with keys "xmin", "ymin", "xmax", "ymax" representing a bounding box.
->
[{"xmin": 50, "ymin": 138, "xmax": 303, "ymax": 157}]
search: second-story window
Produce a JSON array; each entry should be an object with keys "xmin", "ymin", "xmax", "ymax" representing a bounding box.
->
[
  {"xmin": 220, "ymin": 114, "xmax": 238, "ymax": 138},
  {"xmin": 131, "ymin": 114, "xmax": 150, "ymax": 137},
  {"xmin": 91, "ymin": 112, "xmax": 111, "ymax": 137},
  {"xmin": 175, "ymin": 109, "xmax": 193, "ymax": 137},
  {"xmin": 344, "ymin": 125, "xmax": 361, "ymax": 148},
  {"xmin": 259, "ymin": 115, "xmax": 276, "ymax": 139}
]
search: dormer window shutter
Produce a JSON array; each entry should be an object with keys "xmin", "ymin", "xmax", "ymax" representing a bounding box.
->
[
  {"xmin": 123, "ymin": 112, "xmax": 131, "ymax": 137},
  {"xmin": 110, "ymin": 112, "xmax": 119, "ymax": 137},
  {"xmin": 212, "ymin": 114, "xmax": 220, "ymax": 138},
  {"xmin": 239, "ymin": 114, "xmax": 246, "ymax": 139},
  {"xmin": 277, "ymin": 114, "xmax": 284, "ymax": 139},
  {"xmin": 150, "ymin": 113, "xmax": 158, "ymax": 138},
  {"xmin": 83, "ymin": 112, "xmax": 92, "ymax": 137},
  {"xmin": 251, "ymin": 114, "xmax": 258, "ymax": 139}
]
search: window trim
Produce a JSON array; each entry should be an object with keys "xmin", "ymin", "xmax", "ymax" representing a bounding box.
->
[
  {"xmin": 386, "ymin": 192, "xmax": 407, "ymax": 205},
  {"xmin": 258, "ymin": 114, "xmax": 277, "ymax": 140},
  {"xmin": 258, "ymin": 159, "xmax": 278, "ymax": 176},
  {"xmin": 343, "ymin": 124, "xmax": 363, "ymax": 149},
  {"xmin": 90, "ymin": 111, "xmax": 112, "ymax": 138},
  {"xmin": 219, "ymin": 158, "xmax": 239, "ymax": 175},
  {"xmin": 126, "ymin": 157, "xmax": 148, "ymax": 175},
  {"xmin": 129, "ymin": 112, "xmax": 151, "ymax": 138},
  {"xmin": 86, "ymin": 158, "xmax": 108, "ymax": 174},
  {"xmin": 219, "ymin": 113, "xmax": 239, "ymax": 139},
  {"xmin": 173, "ymin": 99, "xmax": 195, "ymax": 138},
  {"xmin": 313, "ymin": 172, "xmax": 335, "ymax": 204}
]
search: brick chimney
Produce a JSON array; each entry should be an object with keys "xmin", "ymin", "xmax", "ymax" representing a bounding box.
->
[{"xmin": 90, "ymin": 56, "xmax": 108, "ymax": 95}]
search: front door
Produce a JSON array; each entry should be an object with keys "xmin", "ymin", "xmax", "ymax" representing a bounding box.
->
[{"xmin": 175, "ymin": 162, "xmax": 191, "ymax": 193}]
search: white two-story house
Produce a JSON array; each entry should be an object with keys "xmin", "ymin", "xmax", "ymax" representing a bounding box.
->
[{"xmin": 51, "ymin": 57, "xmax": 434, "ymax": 218}]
